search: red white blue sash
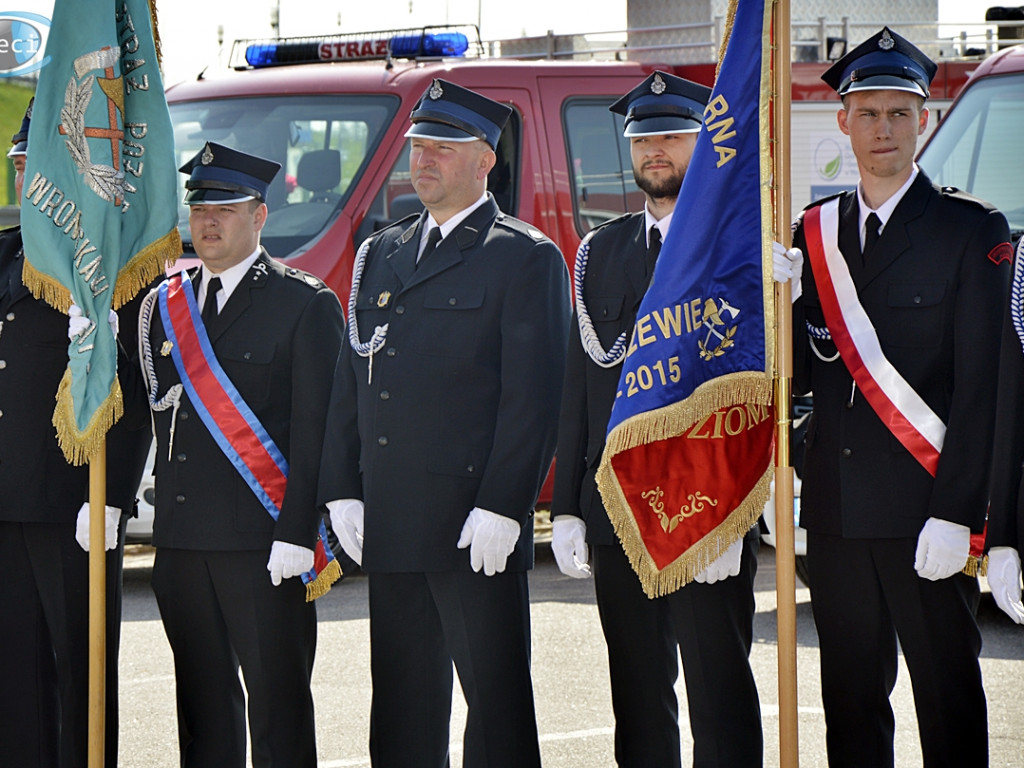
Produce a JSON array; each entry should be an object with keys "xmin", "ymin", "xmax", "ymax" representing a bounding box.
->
[
  {"xmin": 157, "ymin": 270, "xmax": 339, "ymax": 600},
  {"xmin": 803, "ymin": 199, "xmax": 945, "ymax": 476}
]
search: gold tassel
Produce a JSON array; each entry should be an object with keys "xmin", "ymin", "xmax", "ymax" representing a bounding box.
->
[
  {"xmin": 305, "ymin": 558, "xmax": 342, "ymax": 602},
  {"xmin": 52, "ymin": 368, "xmax": 124, "ymax": 466},
  {"xmin": 113, "ymin": 229, "xmax": 182, "ymax": 309}
]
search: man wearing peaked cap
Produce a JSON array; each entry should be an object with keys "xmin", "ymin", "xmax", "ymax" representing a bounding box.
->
[
  {"xmin": 7, "ymin": 96, "xmax": 31, "ymax": 201},
  {"xmin": 774, "ymin": 26, "xmax": 1011, "ymax": 767},
  {"xmin": 0, "ymin": 94, "xmax": 153, "ymax": 768},
  {"xmin": 551, "ymin": 70, "xmax": 762, "ymax": 768},
  {"xmin": 131, "ymin": 140, "xmax": 344, "ymax": 766},
  {"xmin": 320, "ymin": 78, "xmax": 570, "ymax": 767}
]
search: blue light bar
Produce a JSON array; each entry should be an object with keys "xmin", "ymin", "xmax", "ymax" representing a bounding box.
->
[{"xmin": 239, "ymin": 27, "xmax": 476, "ymax": 69}]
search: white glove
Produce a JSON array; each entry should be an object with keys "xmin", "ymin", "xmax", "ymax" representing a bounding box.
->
[
  {"xmin": 694, "ymin": 535, "xmax": 743, "ymax": 584},
  {"xmin": 914, "ymin": 517, "xmax": 971, "ymax": 581},
  {"xmin": 67, "ymin": 304, "xmax": 118, "ymax": 340},
  {"xmin": 68, "ymin": 304, "xmax": 90, "ymax": 340},
  {"xmin": 986, "ymin": 547, "xmax": 1024, "ymax": 624},
  {"xmin": 75, "ymin": 502, "xmax": 121, "ymax": 552},
  {"xmin": 456, "ymin": 506, "xmax": 521, "ymax": 576},
  {"xmin": 551, "ymin": 515, "xmax": 591, "ymax": 578},
  {"xmin": 267, "ymin": 540, "xmax": 315, "ymax": 586},
  {"xmin": 326, "ymin": 498, "xmax": 364, "ymax": 565},
  {"xmin": 772, "ymin": 241, "xmax": 804, "ymax": 302}
]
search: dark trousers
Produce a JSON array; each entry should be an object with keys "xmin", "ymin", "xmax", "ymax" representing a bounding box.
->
[
  {"xmin": 592, "ymin": 527, "xmax": 763, "ymax": 768},
  {"xmin": 807, "ymin": 532, "xmax": 987, "ymax": 768},
  {"xmin": 0, "ymin": 519, "xmax": 124, "ymax": 768},
  {"xmin": 367, "ymin": 570, "xmax": 541, "ymax": 768},
  {"xmin": 152, "ymin": 548, "xmax": 318, "ymax": 768}
]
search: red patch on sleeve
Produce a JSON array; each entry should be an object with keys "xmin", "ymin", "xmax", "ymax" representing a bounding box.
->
[{"xmin": 988, "ymin": 242, "xmax": 1013, "ymax": 266}]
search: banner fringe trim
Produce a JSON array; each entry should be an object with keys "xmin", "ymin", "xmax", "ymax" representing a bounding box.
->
[
  {"xmin": 114, "ymin": 228, "xmax": 181, "ymax": 309},
  {"xmin": 22, "ymin": 258, "xmax": 72, "ymax": 312},
  {"xmin": 305, "ymin": 559, "xmax": 342, "ymax": 602},
  {"xmin": 52, "ymin": 368, "xmax": 124, "ymax": 466}
]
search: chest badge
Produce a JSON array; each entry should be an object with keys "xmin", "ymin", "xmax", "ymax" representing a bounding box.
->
[
  {"xmin": 160, "ymin": 340, "xmax": 173, "ymax": 357},
  {"xmin": 376, "ymin": 290, "xmax": 392, "ymax": 308}
]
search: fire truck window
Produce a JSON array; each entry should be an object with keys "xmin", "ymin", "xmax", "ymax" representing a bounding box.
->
[
  {"xmin": 918, "ymin": 75, "xmax": 1024, "ymax": 239},
  {"xmin": 563, "ymin": 100, "xmax": 642, "ymax": 234},
  {"xmin": 169, "ymin": 94, "xmax": 398, "ymax": 258}
]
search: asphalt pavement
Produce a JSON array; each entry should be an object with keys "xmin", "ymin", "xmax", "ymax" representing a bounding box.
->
[{"xmin": 116, "ymin": 537, "xmax": 1024, "ymax": 767}]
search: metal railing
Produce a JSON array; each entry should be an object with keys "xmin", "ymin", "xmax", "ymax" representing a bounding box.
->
[{"xmin": 486, "ymin": 17, "xmax": 1024, "ymax": 64}]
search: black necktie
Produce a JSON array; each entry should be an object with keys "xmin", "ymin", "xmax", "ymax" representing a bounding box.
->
[
  {"xmin": 418, "ymin": 227, "xmax": 442, "ymax": 269},
  {"xmin": 645, "ymin": 226, "xmax": 662, "ymax": 282},
  {"xmin": 863, "ymin": 212, "xmax": 882, "ymax": 261},
  {"xmin": 202, "ymin": 276, "xmax": 222, "ymax": 327}
]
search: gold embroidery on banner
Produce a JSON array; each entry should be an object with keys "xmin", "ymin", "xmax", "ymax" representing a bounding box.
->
[{"xmin": 642, "ymin": 486, "xmax": 719, "ymax": 534}]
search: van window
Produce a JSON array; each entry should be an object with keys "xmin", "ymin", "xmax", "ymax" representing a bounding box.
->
[
  {"xmin": 358, "ymin": 108, "xmax": 521, "ymax": 242},
  {"xmin": 169, "ymin": 94, "xmax": 398, "ymax": 257},
  {"xmin": 563, "ymin": 100, "xmax": 644, "ymax": 233},
  {"xmin": 918, "ymin": 74, "xmax": 1024, "ymax": 238}
]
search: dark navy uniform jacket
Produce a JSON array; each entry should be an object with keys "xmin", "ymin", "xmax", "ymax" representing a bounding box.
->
[
  {"xmin": 319, "ymin": 194, "xmax": 571, "ymax": 572},
  {"xmin": 143, "ymin": 249, "xmax": 344, "ymax": 551},
  {"xmin": 551, "ymin": 212, "xmax": 649, "ymax": 547},
  {"xmin": 792, "ymin": 172, "xmax": 1011, "ymax": 539}
]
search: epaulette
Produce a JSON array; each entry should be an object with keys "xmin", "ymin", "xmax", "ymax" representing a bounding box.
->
[
  {"xmin": 494, "ymin": 213, "xmax": 552, "ymax": 243},
  {"xmin": 803, "ymin": 190, "xmax": 847, "ymax": 212},
  {"xmin": 581, "ymin": 211, "xmax": 640, "ymax": 245},
  {"xmin": 937, "ymin": 185, "xmax": 998, "ymax": 213},
  {"xmin": 284, "ymin": 266, "xmax": 327, "ymax": 290}
]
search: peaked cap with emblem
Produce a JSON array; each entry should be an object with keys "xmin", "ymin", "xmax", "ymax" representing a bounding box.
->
[
  {"xmin": 610, "ymin": 71, "xmax": 711, "ymax": 137},
  {"xmin": 404, "ymin": 79, "xmax": 512, "ymax": 150},
  {"xmin": 179, "ymin": 141, "xmax": 281, "ymax": 205},
  {"xmin": 822, "ymin": 27, "xmax": 937, "ymax": 99},
  {"xmin": 7, "ymin": 97, "xmax": 32, "ymax": 158}
]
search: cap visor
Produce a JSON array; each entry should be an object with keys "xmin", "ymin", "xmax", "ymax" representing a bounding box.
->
[
  {"xmin": 623, "ymin": 115, "xmax": 702, "ymax": 137},
  {"xmin": 404, "ymin": 122, "xmax": 481, "ymax": 142},
  {"xmin": 184, "ymin": 188, "xmax": 256, "ymax": 205},
  {"xmin": 843, "ymin": 75, "xmax": 928, "ymax": 98}
]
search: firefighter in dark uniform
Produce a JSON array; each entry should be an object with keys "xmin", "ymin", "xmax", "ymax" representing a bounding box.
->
[
  {"xmin": 987, "ymin": 233, "xmax": 1024, "ymax": 626},
  {"xmin": 0, "ymin": 99, "xmax": 151, "ymax": 768},
  {"xmin": 319, "ymin": 80, "xmax": 570, "ymax": 768},
  {"xmin": 137, "ymin": 143, "xmax": 344, "ymax": 767},
  {"xmin": 549, "ymin": 72, "xmax": 763, "ymax": 768},
  {"xmin": 774, "ymin": 28, "xmax": 1012, "ymax": 767}
]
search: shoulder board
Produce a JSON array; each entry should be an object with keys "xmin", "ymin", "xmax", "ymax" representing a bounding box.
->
[
  {"xmin": 803, "ymin": 190, "xmax": 847, "ymax": 212},
  {"xmin": 584, "ymin": 211, "xmax": 641, "ymax": 244},
  {"xmin": 494, "ymin": 214, "xmax": 551, "ymax": 242},
  {"xmin": 937, "ymin": 185, "xmax": 998, "ymax": 212},
  {"xmin": 283, "ymin": 266, "xmax": 327, "ymax": 290}
]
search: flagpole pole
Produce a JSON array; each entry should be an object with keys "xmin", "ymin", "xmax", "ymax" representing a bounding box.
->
[
  {"xmin": 772, "ymin": 0, "xmax": 799, "ymax": 765},
  {"xmin": 88, "ymin": 439, "xmax": 107, "ymax": 768}
]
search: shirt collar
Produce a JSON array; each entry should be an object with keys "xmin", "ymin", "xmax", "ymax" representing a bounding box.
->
[
  {"xmin": 857, "ymin": 164, "xmax": 919, "ymax": 235},
  {"xmin": 644, "ymin": 205, "xmax": 673, "ymax": 248},
  {"xmin": 423, "ymin": 191, "xmax": 490, "ymax": 246},
  {"xmin": 198, "ymin": 248, "xmax": 261, "ymax": 308}
]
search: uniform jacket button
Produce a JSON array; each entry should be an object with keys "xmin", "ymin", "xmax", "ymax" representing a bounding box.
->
[
  {"xmin": 176, "ymin": 453, "xmax": 186, "ymax": 462},
  {"xmin": 395, "ymin": 305, "xmax": 405, "ymax": 315},
  {"xmin": 841, "ymin": 448, "xmax": 852, "ymax": 457},
  {"xmin": 377, "ymin": 436, "xmax": 388, "ymax": 446},
  {"xmin": 0, "ymin": 360, "xmax": 6, "ymax": 369},
  {"xmin": 5, "ymin": 312, "xmax": 13, "ymax": 321},
  {"xmin": 380, "ymin": 390, "xmax": 390, "ymax": 400},
  {"xmin": 386, "ymin": 347, "xmax": 396, "ymax": 357},
  {"xmin": 175, "ymin": 494, "xmax": 186, "ymax": 503}
]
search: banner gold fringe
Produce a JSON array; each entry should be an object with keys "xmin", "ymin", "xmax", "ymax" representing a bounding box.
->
[
  {"xmin": 22, "ymin": 258, "xmax": 72, "ymax": 312},
  {"xmin": 305, "ymin": 558, "xmax": 342, "ymax": 602},
  {"xmin": 52, "ymin": 367, "xmax": 124, "ymax": 466},
  {"xmin": 113, "ymin": 228, "xmax": 181, "ymax": 309},
  {"xmin": 596, "ymin": 372, "xmax": 774, "ymax": 598}
]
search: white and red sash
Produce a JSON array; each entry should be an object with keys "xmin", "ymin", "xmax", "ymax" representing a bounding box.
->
[
  {"xmin": 803, "ymin": 198, "xmax": 945, "ymax": 476},
  {"xmin": 157, "ymin": 270, "xmax": 339, "ymax": 600}
]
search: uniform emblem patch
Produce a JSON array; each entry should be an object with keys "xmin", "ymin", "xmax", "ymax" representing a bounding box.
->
[
  {"xmin": 160, "ymin": 340, "xmax": 173, "ymax": 357},
  {"xmin": 988, "ymin": 242, "xmax": 1013, "ymax": 266},
  {"xmin": 376, "ymin": 290, "xmax": 392, "ymax": 308}
]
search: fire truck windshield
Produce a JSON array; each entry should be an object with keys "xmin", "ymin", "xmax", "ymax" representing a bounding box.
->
[
  {"xmin": 918, "ymin": 73, "xmax": 1024, "ymax": 240},
  {"xmin": 169, "ymin": 93, "xmax": 399, "ymax": 257}
]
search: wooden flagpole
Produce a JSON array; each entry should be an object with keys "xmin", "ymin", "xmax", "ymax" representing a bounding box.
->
[
  {"xmin": 88, "ymin": 439, "xmax": 107, "ymax": 768},
  {"xmin": 772, "ymin": 0, "xmax": 799, "ymax": 765}
]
